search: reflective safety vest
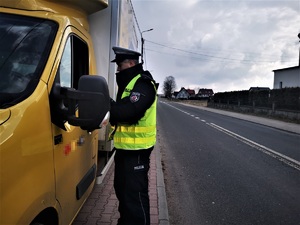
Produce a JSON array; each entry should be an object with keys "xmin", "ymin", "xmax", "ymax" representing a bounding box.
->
[{"xmin": 113, "ymin": 74, "xmax": 157, "ymax": 150}]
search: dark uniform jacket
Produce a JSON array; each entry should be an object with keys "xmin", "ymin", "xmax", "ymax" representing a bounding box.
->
[{"xmin": 110, "ymin": 63, "xmax": 156, "ymax": 126}]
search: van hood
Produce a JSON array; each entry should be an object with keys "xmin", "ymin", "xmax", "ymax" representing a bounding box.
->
[{"xmin": 0, "ymin": 109, "xmax": 11, "ymax": 125}]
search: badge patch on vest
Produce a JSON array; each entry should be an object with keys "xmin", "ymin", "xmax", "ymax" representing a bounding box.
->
[{"xmin": 130, "ymin": 92, "xmax": 141, "ymax": 103}]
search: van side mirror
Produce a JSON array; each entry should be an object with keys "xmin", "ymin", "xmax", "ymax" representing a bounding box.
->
[{"xmin": 62, "ymin": 75, "xmax": 110, "ymax": 131}]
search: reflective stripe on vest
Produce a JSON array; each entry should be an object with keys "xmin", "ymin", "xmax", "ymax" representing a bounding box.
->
[{"xmin": 113, "ymin": 74, "xmax": 157, "ymax": 150}]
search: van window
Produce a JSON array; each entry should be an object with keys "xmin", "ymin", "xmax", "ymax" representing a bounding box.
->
[
  {"xmin": 0, "ymin": 13, "xmax": 58, "ymax": 108},
  {"xmin": 59, "ymin": 35, "xmax": 89, "ymax": 89},
  {"xmin": 60, "ymin": 38, "xmax": 72, "ymax": 88},
  {"xmin": 50, "ymin": 35, "xmax": 89, "ymax": 129}
]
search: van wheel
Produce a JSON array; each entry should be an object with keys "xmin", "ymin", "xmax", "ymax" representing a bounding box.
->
[{"xmin": 30, "ymin": 208, "xmax": 58, "ymax": 225}]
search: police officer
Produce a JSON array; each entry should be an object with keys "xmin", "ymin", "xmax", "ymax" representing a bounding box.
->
[{"xmin": 110, "ymin": 46, "xmax": 158, "ymax": 225}]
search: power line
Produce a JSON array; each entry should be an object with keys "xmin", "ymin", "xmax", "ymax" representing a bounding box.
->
[
  {"xmin": 145, "ymin": 39, "xmax": 296, "ymax": 64},
  {"xmin": 144, "ymin": 48, "xmax": 260, "ymax": 65}
]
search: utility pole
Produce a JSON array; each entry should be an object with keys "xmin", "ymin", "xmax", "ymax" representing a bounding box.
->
[
  {"xmin": 141, "ymin": 28, "xmax": 153, "ymax": 64},
  {"xmin": 298, "ymin": 33, "xmax": 300, "ymax": 65}
]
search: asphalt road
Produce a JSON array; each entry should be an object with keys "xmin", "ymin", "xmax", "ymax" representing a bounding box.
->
[{"xmin": 157, "ymin": 100, "xmax": 300, "ymax": 225}]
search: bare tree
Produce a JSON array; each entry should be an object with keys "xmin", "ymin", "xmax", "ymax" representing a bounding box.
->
[{"xmin": 163, "ymin": 76, "xmax": 176, "ymax": 98}]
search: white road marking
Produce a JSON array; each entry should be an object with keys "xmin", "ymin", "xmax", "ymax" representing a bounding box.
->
[
  {"xmin": 161, "ymin": 101, "xmax": 300, "ymax": 171},
  {"xmin": 209, "ymin": 123, "xmax": 300, "ymax": 171}
]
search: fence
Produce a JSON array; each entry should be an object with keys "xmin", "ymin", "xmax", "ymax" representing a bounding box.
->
[{"xmin": 209, "ymin": 87, "xmax": 300, "ymax": 123}]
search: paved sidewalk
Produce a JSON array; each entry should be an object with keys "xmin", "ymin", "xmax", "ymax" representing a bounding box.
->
[
  {"xmin": 73, "ymin": 103, "xmax": 299, "ymax": 225},
  {"xmin": 73, "ymin": 146, "xmax": 169, "ymax": 225}
]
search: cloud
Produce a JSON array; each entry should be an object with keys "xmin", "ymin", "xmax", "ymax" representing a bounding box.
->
[{"xmin": 132, "ymin": 0, "xmax": 300, "ymax": 93}]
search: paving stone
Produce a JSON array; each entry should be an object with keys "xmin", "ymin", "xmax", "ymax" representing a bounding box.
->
[{"xmin": 74, "ymin": 148, "xmax": 161, "ymax": 225}]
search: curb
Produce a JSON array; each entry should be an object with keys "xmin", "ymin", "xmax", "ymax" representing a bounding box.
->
[{"xmin": 155, "ymin": 146, "xmax": 170, "ymax": 225}]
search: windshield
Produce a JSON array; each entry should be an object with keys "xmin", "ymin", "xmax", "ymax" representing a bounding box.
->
[{"xmin": 0, "ymin": 13, "xmax": 58, "ymax": 108}]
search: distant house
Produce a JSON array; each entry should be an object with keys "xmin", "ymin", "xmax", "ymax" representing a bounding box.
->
[
  {"xmin": 196, "ymin": 88, "xmax": 214, "ymax": 98},
  {"xmin": 172, "ymin": 91, "xmax": 179, "ymax": 98},
  {"xmin": 186, "ymin": 89, "xmax": 195, "ymax": 98},
  {"xmin": 273, "ymin": 66, "xmax": 300, "ymax": 89},
  {"xmin": 176, "ymin": 87, "xmax": 190, "ymax": 99}
]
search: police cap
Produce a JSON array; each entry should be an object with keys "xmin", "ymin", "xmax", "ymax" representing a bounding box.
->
[{"xmin": 111, "ymin": 46, "xmax": 141, "ymax": 63}]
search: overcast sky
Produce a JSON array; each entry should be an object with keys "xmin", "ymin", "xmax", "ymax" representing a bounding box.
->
[{"xmin": 131, "ymin": 0, "xmax": 300, "ymax": 94}]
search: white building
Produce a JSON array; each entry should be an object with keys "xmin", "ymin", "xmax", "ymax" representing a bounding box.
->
[
  {"xmin": 273, "ymin": 65, "xmax": 300, "ymax": 89},
  {"xmin": 176, "ymin": 87, "xmax": 189, "ymax": 99}
]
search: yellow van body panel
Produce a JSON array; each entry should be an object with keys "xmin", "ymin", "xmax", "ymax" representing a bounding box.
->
[
  {"xmin": 0, "ymin": 0, "xmax": 108, "ymax": 15},
  {"xmin": 0, "ymin": 81, "xmax": 57, "ymax": 224},
  {"xmin": 0, "ymin": 0, "xmax": 107, "ymax": 224}
]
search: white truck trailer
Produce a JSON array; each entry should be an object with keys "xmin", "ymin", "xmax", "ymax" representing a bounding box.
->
[{"xmin": 89, "ymin": 0, "xmax": 140, "ymax": 180}]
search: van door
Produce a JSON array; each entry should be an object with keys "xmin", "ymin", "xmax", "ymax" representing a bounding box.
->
[{"xmin": 50, "ymin": 30, "xmax": 98, "ymax": 224}]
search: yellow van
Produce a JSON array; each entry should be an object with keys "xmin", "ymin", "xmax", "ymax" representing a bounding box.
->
[{"xmin": 0, "ymin": 0, "xmax": 109, "ymax": 224}]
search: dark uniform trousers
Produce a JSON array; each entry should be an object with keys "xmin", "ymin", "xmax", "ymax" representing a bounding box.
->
[{"xmin": 114, "ymin": 147, "xmax": 153, "ymax": 225}]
